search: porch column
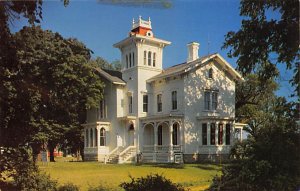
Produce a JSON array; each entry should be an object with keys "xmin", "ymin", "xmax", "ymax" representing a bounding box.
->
[
  {"xmin": 240, "ymin": 127, "xmax": 243, "ymax": 141},
  {"xmin": 169, "ymin": 121, "xmax": 173, "ymax": 163},
  {"xmin": 97, "ymin": 127, "xmax": 100, "ymax": 161},
  {"xmin": 207, "ymin": 122, "xmax": 210, "ymax": 145},
  {"xmin": 97, "ymin": 127, "xmax": 100, "ymax": 147},
  {"xmin": 169, "ymin": 122, "xmax": 173, "ymax": 149},
  {"xmin": 154, "ymin": 124, "xmax": 158, "ymax": 162},
  {"xmin": 88, "ymin": 128, "xmax": 90, "ymax": 147},
  {"xmin": 230, "ymin": 122, "xmax": 234, "ymax": 145},
  {"xmin": 216, "ymin": 122, "xmax": 219, "ymax": 146}
]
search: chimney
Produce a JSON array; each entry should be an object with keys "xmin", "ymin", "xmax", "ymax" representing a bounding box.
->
[{"xmin": 187, "ymin": 42, "xmax": 199, "ymax": 63}]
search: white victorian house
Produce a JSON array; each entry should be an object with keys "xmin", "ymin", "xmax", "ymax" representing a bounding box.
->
[{"xmin": 83, "ymin": 16, "xmax": 244, "ymax": 163}]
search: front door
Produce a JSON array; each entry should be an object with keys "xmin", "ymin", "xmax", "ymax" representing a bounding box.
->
[
  {"xmin": 117, "ymin": 135, "xmax": 123, "ymax": 147},
  {"xmin": 128, "ymin": 130, "xmax": 134, "ymax": 146}
]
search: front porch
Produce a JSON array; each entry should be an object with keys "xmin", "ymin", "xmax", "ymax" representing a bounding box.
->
[{"xmin": 140, "ymin": 115, "xmax": 184, "ymax": 163}]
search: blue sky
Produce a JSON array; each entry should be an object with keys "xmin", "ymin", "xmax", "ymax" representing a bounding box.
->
[{"xmin": 12, "ymin": 0, "xmax": 294, "ymax": 99}]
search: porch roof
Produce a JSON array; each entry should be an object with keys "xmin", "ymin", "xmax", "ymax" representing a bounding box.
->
[{"xmin": 140, "ymin": 114, "xmax": 184, "ymax": 121}]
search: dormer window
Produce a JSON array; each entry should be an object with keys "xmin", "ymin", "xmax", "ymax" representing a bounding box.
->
[{"xmin": 208, "ymin": 68, "xmax": 213, "ymax": 79}]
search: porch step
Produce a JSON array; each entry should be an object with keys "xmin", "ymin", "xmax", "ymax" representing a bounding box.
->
[
  {"xmin": 106, "ymin": 147, "xmax": 124, "ymax": 164},
  {"xmin": 119, "ymin": 146, "xmax": 136, "ymax": 164}
]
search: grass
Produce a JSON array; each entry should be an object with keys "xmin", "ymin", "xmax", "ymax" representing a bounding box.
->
[{"xmin": 39, "ymin": 157, "xmax": 221, "ymax": 191}]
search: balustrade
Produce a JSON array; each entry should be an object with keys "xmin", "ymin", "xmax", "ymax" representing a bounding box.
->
[{"xmin": 143, "ymin": 145, "xmax": 182, "ymax": 153}]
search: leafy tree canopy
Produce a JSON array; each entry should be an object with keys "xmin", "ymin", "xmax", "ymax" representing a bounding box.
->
[
  {"xmin": 223, "ymin": 0, "xmax": 299, "ymax": 96},
  {"xmin": 89, "ymin": 57, "xmax": 122, "ymax": 71}
]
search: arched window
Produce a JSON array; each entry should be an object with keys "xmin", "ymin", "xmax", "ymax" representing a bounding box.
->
[
  {"xmin": 158, "ymin": 125, "xmax": 162, "ymax": 145},
  {"xmin": 172, "ymin": 123, "xmax": 179, "ymax": 145},
  {"xmin": 208, "ymin": 68, "xmax": 213, "ymax": 79},
  {"xmin": 90, "ymin": 128, "xmax": 93, "ymax": 147},
  {"xmin": 148, "ymin": 51, "xmax": 151, "ymax": 66},
  {"xmin": 95, "ymin": 128, "xmax": 98, "ymax": 147},
  {"xmin": 126, "ymin": 55, "xmax": 128, "ymax": 68},
  {"xmin": 129, "ymin": 53, "xmax": 132, "ymax": 67},
  {"xmin": 153, "ymin": 52, "xmax": 156, "ymax": 67},
  {"xmin": 100, "ymin": 128, "xmax": 106, "ymax": 146},
  {"xmin": 144, "ymin": 51, "xmax": 147, "ymax": 65},
  {"xmin": 132, "ymin": 52, "xmax": 135, "ymax": 66},
  {"xmin": 85, "ymin": 129, "xmax": 89, "ymax": 147}
]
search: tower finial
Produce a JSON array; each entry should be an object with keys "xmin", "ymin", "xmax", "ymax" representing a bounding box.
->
[
  {"xmin": 132, "ymin": 18, "xmax": 135, "ymax": 24},
  {"xmin": 148, "ymin": 17, "xmax": 151, "ymax": 22},
  {"xmin": 139, "ymin": 15, "xmax": 142, "ymax": 21}
]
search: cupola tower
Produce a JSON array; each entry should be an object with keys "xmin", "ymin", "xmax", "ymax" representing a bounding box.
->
[{"xmin": 113, "ymin": 16, "xmax": 171, "ymax": 116}]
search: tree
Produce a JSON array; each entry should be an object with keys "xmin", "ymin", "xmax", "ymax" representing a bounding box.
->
[
  {"xmin": 223, "ymin": 0, "xmax": 299, "ymax": 96},
  {"xmin": 10, "ymin": 26, "xmax": 104, "ymax": 162},
  {"xmin": 209, "ymin": 93, "xmax": 300, "ymax": 190},
  {"xmin": 90, "ymin": 57, "xmax": 122, "ymax": 71}
]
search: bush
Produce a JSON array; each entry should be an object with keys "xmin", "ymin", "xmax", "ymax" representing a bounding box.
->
[
  {"xmin": 58, "ymin": 183, "xmax": 80, "ymax": 191},
  {"xmin": 88, "ymin": 184, "xmax": 115, "ymax": 191},
  {"xmin": 14, "ymin": 169, "xmax": 58, "ymax": 191},
  {"xmin": 120, "ymin": 174, "xmax": 188, "ymax": 191}
]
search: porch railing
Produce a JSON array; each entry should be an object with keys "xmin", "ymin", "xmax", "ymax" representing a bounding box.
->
[{"xmin": 143, "ymin": 145, "xmax": 182, "ymax": 153}]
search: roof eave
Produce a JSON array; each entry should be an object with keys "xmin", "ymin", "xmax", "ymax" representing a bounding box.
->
[
  {"xmin": 214, "ymin": 54, "xmax": 244, "ymax": 82},
  {"xmin": 113, "ymin": 35, "xmax": 171, "ymax": 49}
]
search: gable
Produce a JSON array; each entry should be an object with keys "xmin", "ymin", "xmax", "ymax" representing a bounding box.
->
[{"xmin": 147, "ymin": 53, "xmax": 243, "ymax": 83}]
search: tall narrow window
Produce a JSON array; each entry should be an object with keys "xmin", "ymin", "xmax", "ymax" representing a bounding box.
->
[
  {"xmin": 172, "ymin": 123, "xmax": 178, "ymax": 145},
  {"xmin": 144, "ymin": 51, "xmax": 147, "ymax": 65},
  {"xmin": 100, "ymin": 128, "xmax": 106, "ymax": 146},
  {"xmin": 132, "ymin": 52, "xmax": 135, "ymax": 66},
  {"xmin": 148, "ymin": 51, "xmax": 151, "ymax": 66},
  {"xmin": 212, "ymin": 92, "xmax": 218, "ymax": 110},
  {"xmin": 128, "ymin": 95, "xmax": 133, "ymax": 113},
  {"xmin": 172, "ymin": 91, "xmax": 177, "ymax": 110},
  {"xmin": 226, "ymin": 124, "xmax": 231, "ymax": 145},
  {"xmin": 98, "ymin": 99, "xmax": 106, "ymax": 119},
  {"xmin": 210, "ymin": 123, "xmax": 216, "ymax": 145},
  {"xmin": 143, "ymin": 95, "xmax": 148, "ymax": 112},
  {"xmin": 208, "ymin": 68, "xmax": 213, "ymax": 79},
  {"xmin": 218, "ymin": 123, "xmax": 223, "ymax": 145},
  {"xmin": 204, "ymin": 91, "xmax": 210, "ymax": 110},
  {"xmin": 153, "ymin": 52, "xmax": 156, "ymax": 67},
  {"xmin": 202, "ymin": 123, "xmax": 207, "ymax": 145},
  {"xmin": 158, "ymin": 125, "xmax": 162, "ymax": 145},
  {"xmin": 90, "ymin": 128, "xmax": 93, "ymax": 147},
  {"xmin": 85, "ymin": 129, "xmax": 89, "ymax": 147},
  {"xmin": 95, "ymin": 128, "xmax": 98, "ymax": 147},
  {"xmin": 157, "ymin": 94, "xmax": 162, "ymax": 112},
  {"xmin": 129, "ymin": 53, "xmax": 132, "ymax": 67},
  {"xmin": 126, "ymin": 55, "xmax": 128, "ymax": 68}
]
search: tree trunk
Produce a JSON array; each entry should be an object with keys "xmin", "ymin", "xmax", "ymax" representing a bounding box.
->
[
  {"xmin": 80, "ymin": 147, "xmax": 84, "ymax": 161},
  {"xmin": 48, "ymin": 143, "xmax": 56, "ymax": 162},
  {"xmin": 31, "ymin": 143, "xmax": 41, "ymax": 163}
]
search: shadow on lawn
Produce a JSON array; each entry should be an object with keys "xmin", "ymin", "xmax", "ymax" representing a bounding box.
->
[
  {"xmin": 192, "ymin": 163, "xmax": 222, "ymax": 171},
  {"xmin": 142, "ymin": 163, "xmax": 185, "ymax": 169}
]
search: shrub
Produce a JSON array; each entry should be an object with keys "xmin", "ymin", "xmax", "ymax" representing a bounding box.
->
[
  {"xmin": 58, "ymin": 183, "xmax": 80, "ymax": 191},
  {"xmin": 14, "ymin": 169, "xmax": 58, "ymax": 191},
  {"xmin": 120, "ymin": 174, "xmax": 188, "ymax": 191},
  {"xmin": 88, "ymin": 184, "xmax": 115, "ymax": 191}
]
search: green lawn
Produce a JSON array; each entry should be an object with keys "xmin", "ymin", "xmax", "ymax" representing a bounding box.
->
[{"xmin": 39, "ymin": 158, "xmax": 221, "ymax": 191}]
